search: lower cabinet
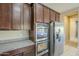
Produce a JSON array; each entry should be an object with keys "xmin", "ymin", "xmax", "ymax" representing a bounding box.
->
[{"xmin": 0, "ymin": 45, "xmax": 35, "ymax": 56}]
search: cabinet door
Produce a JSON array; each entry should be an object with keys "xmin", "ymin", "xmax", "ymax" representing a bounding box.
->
[
  {"xmin": 55, "ymin": 13, "xmax": 60, "ymax": 21},
  {"xmin": 12, "ymin": 4, "xmax": 23, "ymax": 30},
  {"xmin": 50, "ymin": 10, "xmax": 55, "ymax": 22},
  {"xmin": 0, "ymin": 4, "xmax": 12, "ymax": 29},
  {"xmin": 24, "ymin": 4, "xmax": 31, "ymax": 30},
  {"xmin": 44, "ymin": 7, "xmax": 49, "ymax": 23},
  {"xmin": 35, "ymin": 4, "xmax": 43, "ymax": 23}
]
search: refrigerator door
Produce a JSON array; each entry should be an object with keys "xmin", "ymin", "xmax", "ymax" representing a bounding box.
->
[
  {"xmin": 54, "ymin": 22, "xmax": 65, "ymax": 56},
  {"xmin": 49, "ymin": 22, "xmax": 54, "ymax": 56}
]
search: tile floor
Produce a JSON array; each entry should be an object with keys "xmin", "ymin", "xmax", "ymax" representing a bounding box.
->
[{"xmin": 61, "ymin": 45, "xmax": 79, "ymax": 56}]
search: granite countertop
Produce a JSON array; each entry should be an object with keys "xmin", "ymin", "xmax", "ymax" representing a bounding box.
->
[{"xmin": 0, "ymin": 39, "xmax": 35, "ymax": 54}]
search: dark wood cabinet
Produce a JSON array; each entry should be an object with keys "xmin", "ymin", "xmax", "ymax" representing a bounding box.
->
[
  {"xmin": 35, "ymin": 4, "xmax": 43, "ymax": 23},
  {"xmin": 55, "ymin": 12, "xmax": 60, "ymax": 21},
  {"xmin": 50, "ymin": 10, "xmax": 55, "ymax": 22},
  {"xmin": 0, "ymin": 3, "xmax": 31, "ymax": 30},
  {"xmin": 0, "ymin": 4, "xmax": 12, "ymax": 29},
  {"xmin": 23, "ymin": 4, "xmax": 31, "ymax": 30},
  {"xmin": 0, "ymin": 3, "xmax": 60, "ymax": 30},
  {"xmin": 44, "ymin": 7, "xmax": 50, "ymax": 23},
  {"xmin": 50, "ymin": 9, "xmax": 60, "ymax": 22},
  {"xmin": 32, "ymin": 3, "xmax": 50, "ymax": 24},
  {"xmin": 12, "ymin": 4, "xmax": 23, "ymax": 30},
  {"xmin": 0, "ymin": 45, "xmax": 35, "ymax": 56},
  {"xmin": 12, "ymin": 3, "xmax": 31, "ymax": 30}
]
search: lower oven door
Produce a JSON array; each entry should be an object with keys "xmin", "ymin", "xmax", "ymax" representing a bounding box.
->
[{"xmin": 36, "ymin": 40, "xmax": 48, "ymax": 55}]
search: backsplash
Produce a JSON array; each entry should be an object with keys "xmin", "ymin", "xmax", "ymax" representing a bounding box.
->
[{"xmin": 0, "ymin": 30, "xmax": 29, "ymax": 41}]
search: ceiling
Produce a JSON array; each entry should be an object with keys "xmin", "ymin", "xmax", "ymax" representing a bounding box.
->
[{"xmin": 43, "ymin": 3, "xmax": 79, "ymax": 13}]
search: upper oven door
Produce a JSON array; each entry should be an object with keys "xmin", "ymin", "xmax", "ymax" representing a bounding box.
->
[{"xmin": 36, "ymin": 23, "xmax": 49, "ymax": 41}]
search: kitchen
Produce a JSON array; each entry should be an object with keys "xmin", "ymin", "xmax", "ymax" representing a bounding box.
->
[{"xmin": 0, "ymin": 3, "xmax": 79, "ymax": 56}]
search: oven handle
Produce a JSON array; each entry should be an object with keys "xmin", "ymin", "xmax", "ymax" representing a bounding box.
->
[{"xmin": 36, "ymin": 40, "xmax": 48, "ymax": 44}]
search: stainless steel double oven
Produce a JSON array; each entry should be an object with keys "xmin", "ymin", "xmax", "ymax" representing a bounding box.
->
[{"xmin": 35, "ymin": 23, "xmax": 49, "ymax": 56}]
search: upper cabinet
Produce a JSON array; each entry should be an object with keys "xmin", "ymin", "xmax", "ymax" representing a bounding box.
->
[
  {"xmin": 23, "ymin": 4, "xmax": 31, "ymax": 30},
  {"xmin": 33, "ymin": 4, "xmax": 50, "ymax": 23},
  {"xmin": 55, "ymin": 12, "xmax": 60, "ymax": 21},
  {"xmin": 0, "ymin": 4, "xmax": 12, "ymax": 29},
  {"xmin": 12, "ymin": 4, "xmax": 23, "ymax": 30},
  {"xmin": 0, "ymin": 3, "xmax": 60, "ymax": 30},
  {"xmin": 43, "ymin": 7, "xmax": 50, "ymax": 23},
  {"xmin": 12, "ymin": 3, "xmax": 31, "ymax": 30},
  {"xmin": 35, "ymin": 4, "xmax": 43, "ymax": 23},
  {"xmin": 50, "ymin": 10, "xmax": 55, "ymax": 22},
  {"xmin": 50, "ymin": 9, "xmax": 60, "ymax": 22},
  {"xmin": 0, "ymin": 3, "xmax": 31, "ymax": 30}
]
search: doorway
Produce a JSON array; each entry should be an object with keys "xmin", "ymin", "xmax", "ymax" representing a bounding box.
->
[
  {"xmin": 65, "ymin": 14, "xmax": 78, "ymax": 48},
  {"xmin": 69, "ymin": 15, "xmax": 78, "ymax": 48}
]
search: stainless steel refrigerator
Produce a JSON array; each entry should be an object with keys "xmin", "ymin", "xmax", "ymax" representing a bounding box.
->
[{"xmin": 49, "ymin": 22, "xmax": 65, "ymax": 56}]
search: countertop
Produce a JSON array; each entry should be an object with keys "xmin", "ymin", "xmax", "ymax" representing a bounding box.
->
[{"xmin": 0, "ymin": 39, "xmax": 34, "ymax": 54}]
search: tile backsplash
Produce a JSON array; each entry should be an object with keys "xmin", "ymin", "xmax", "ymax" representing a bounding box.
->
[{"xmin": 0, "ymin": 30, "xmax": 29, "ymax": 41}]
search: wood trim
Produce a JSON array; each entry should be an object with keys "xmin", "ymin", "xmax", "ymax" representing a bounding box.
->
[
  {"xmin": 43, "ymin": 4, "xmax": 44, "ymax": 23},
  {"xmin": 11, "ymin": 4, "xmax": 13, "ymax": 29},
  {"xmin": 49, "ymin": 8, "xmax": 51, "ymax": 23}
]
